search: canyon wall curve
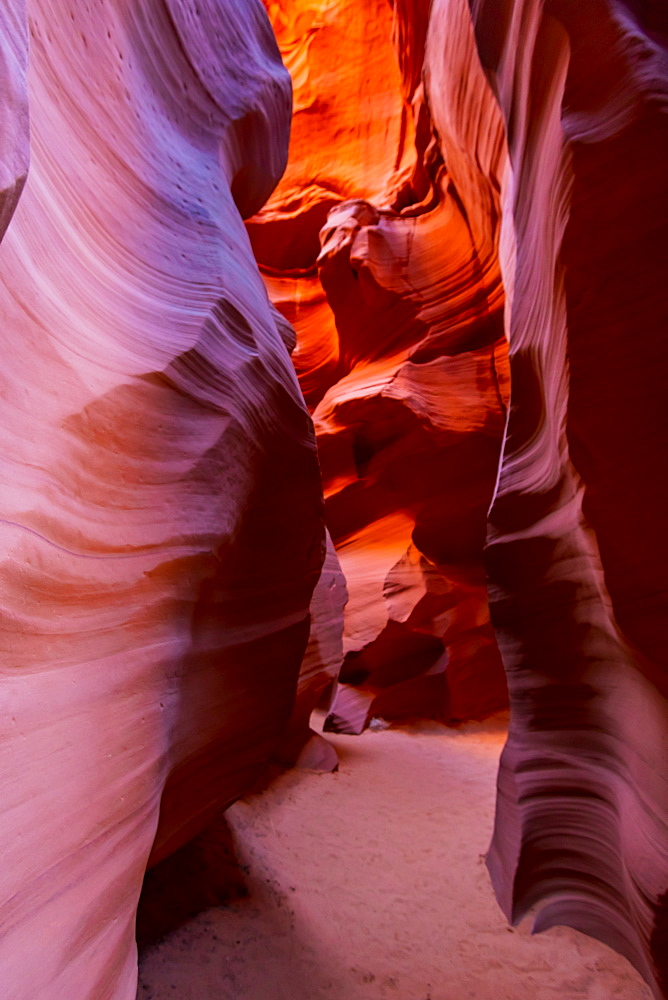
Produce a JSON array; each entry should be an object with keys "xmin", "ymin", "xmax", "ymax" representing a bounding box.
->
[{"xmin": 0, "ymin": 2, "xmax": 324, "ymax": 998}]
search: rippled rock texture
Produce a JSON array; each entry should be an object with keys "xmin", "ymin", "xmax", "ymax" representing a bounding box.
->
[
  {"xmin": 250, "ymin": 0, "xmax": 511, "ymax": 734},
  {"xmin": 0, "ymin": 2, "xmax": 323, "ymax": 998},
  {"xmin": 253, "ymin": 0, "xmax": 668, "ymax": 996},
  {"xmin": 428, "ymin": 0, "xmax": 667, "ymax": 996}
]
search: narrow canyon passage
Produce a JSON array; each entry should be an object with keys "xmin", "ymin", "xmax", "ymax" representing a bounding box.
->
[
  {"xmin": 0, "ymin": 2, "xmax": 665, "ymax": 998},
  {"xmin": 137, "ymin": 718, "xmax": 652, "ymax": 1000}
]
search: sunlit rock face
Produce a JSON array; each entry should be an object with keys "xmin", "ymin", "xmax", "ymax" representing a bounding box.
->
[
  {"xmin": 251, "ymin": 0, "xmax": 510, "ymax": 733},
  {"xmin": 0, "ymin": 2, "xmax": 323, "ymax": 998},
  {"xmin": 422, "ymin": 0, "xmax": 668, "ymax": 996}
]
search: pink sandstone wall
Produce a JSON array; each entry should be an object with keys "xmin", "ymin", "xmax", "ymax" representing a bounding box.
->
[
  {"xmin": 424, "ymin": 0, "xmax": 668, "ymax": 994},
  {"xmin": 0, "ymin": 2, "xmax": 323, "ymax": 997}
]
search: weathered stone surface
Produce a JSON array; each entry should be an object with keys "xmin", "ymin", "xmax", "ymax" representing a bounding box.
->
[
  {"xmin": 2, "ymin": 0, "xmax": 666, "ymax": 998},
  {"xmin": 0, "ymin": 2, "xmax": 323, "ymax": 998}
]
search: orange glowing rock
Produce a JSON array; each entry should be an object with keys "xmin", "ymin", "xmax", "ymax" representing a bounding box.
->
[
  {"xmin": 1, "ymin": 1, "xmax": 665, "ymax": 998},
  {"xmin": 277, "ymin": 531, "xmax": 348, "ymax": 770},
  {"xmin": 251, "ymin": 0, "xmax": 510, "ymax": 732}
]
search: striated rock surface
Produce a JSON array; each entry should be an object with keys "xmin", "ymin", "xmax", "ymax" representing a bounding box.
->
[
  {"xmin": 0, "ymin": 2, "xmax": 323, "ymax": 998},
  {"xmin": 3, "ymin": 0, "xmax": 666, "ymax": 998},
  {"xmin": 251, "ymin": 0, "xmax": 510, "ymax": 733},
  {"xmin": 421, "ymin": 0, "xmax": 668, "ymax": 995},
  {"xmin": 0, "ymin": 1, "xmax": 28, "ymax": 238}
]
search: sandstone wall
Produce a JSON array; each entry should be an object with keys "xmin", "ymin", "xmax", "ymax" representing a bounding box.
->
[
  {"xmin": 424, "ymin": 0, "xmax": 668, "ymax": 994},
  {"xmin": 0, "ymin": 2, "xmax": 323, "ymax": 998},
  {"xmin": 251, "ymin": 0, "xmax": 510, "ymax": 733},
  {"xmin": 2, "ymin": 1, "xmax": 666, "ymax": 997}
]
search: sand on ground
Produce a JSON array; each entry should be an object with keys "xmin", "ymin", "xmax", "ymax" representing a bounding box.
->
[{"xmin": 137, "ymin": 714, "xmax": 653, "ymax": 1000}]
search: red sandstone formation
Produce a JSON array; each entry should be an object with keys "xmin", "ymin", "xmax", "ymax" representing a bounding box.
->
[
  {"xmin": 251, "ymin": 0, "xmax": 510, "ymax": 734},
  {"xmin": 0, "ymin": 2, "xmax": 323, "ymax": 998}
]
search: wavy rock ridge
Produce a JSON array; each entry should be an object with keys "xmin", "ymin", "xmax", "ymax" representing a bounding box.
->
[{"xmin": 0, "ymin": 2, "xmax": 323, "ymax": 998}]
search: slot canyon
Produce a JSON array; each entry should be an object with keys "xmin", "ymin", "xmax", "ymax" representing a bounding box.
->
[{"xmin": 0, "ymin": 1, "xmax": 665, "ymax": 999}]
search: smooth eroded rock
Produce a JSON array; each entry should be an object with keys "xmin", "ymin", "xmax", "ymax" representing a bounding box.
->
[
  {"xmin": 251, "ymin": 0, "xmax": 510, "ymax": 734},
  {"xmin": 0, "ymin": 2, "xmax": 323, "ymax": 998}
]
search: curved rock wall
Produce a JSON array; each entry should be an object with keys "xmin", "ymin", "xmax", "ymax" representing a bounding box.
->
[
  {"xmin": 277, "ymin": 530, "xmax": 348, "ymax": 770},
  {"xmin": 251, "ymin": 0, "xmax": 510, "ymax": 733},
  {"xmin": 3, "ymin": 1, "xmax": 666, "ymax": 997},
  {"xmin": 0, "ymin": 2, "xmax": 323, "ymax": 998},
  {"xmin": 423, "ymin": 0, "xmax": 667, "ymax": 994}
]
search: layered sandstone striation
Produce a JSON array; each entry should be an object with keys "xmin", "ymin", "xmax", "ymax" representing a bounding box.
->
[
  {"xmin": 423, "ymin": 0, "xmax": 668, "ymax": 996},
  {"xmin": 0, "ymin": 2, "xmax": 323, "ymax": 998},
  {"xmin": 0, "ymin": 1, "xmax": 28, "ymax": 239},
  {"xmin": 251, "ymin": 0, "xmax": 510, "ymax": 734}
]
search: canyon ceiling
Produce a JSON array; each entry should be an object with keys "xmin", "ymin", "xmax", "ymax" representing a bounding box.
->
[{"xmin": 0, "ymin": 1, "xmax": 666, "ymax": 999}]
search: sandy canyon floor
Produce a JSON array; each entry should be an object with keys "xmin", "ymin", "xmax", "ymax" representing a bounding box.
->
[{"xmin": 137, "ymin": 714, "xmax": 653, "ymax": 1000}]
